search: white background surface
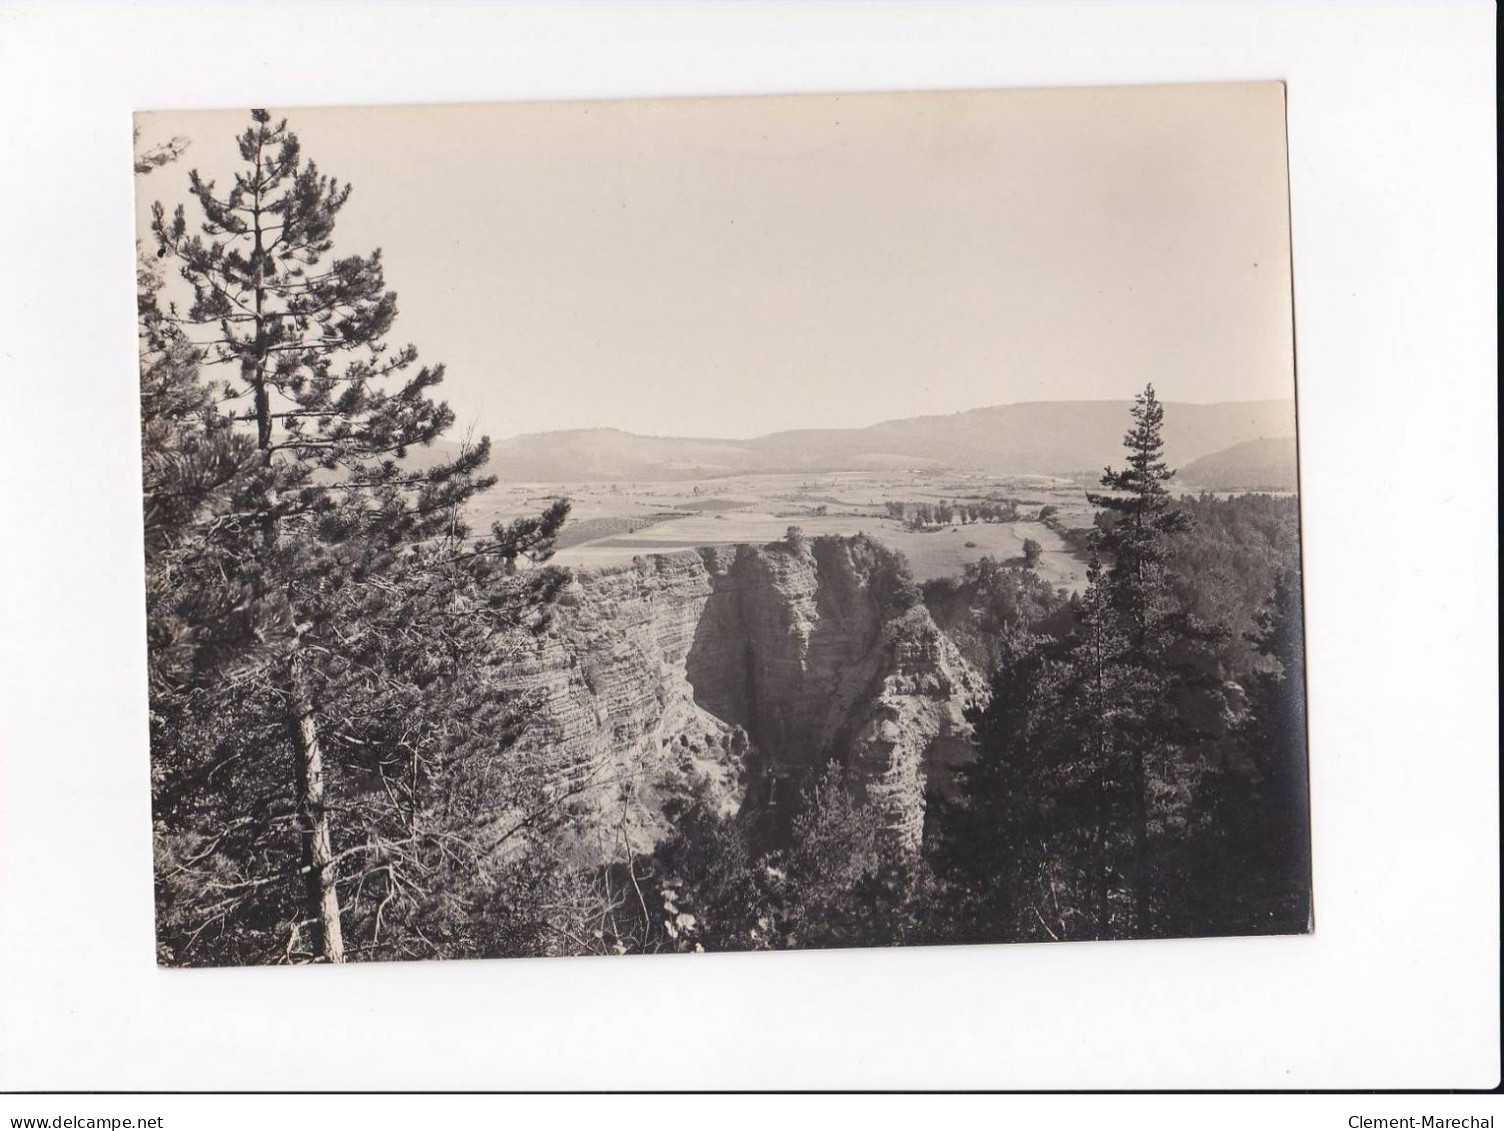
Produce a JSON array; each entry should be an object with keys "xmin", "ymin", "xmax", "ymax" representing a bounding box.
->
[{"xmin": 0, "ymin": 0, "xmax": 1496, "ymax": 1092}]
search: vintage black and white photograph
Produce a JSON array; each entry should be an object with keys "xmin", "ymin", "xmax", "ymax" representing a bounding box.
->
[{"xmin": 135, "ymin": 81, "xmax": 1310, "ymax": 967}]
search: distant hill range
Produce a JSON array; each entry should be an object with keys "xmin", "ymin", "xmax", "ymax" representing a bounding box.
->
[
  {"xmin": 1178, "ymin": 436, "xmax": 1300, "ymax": 491},
  {"xmin": 420, "ymin": 399, "xmax": 1298, "ymax": 482}
]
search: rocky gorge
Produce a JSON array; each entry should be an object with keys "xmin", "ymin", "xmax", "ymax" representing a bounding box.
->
[{"xmin": 493, "ymin": 534, "xmax": 987, "ymax": 862}]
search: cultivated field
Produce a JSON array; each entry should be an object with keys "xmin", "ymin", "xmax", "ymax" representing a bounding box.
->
[{"xmin": 469, "ymin": 470, "xmax": 1096, "ymax": 590}]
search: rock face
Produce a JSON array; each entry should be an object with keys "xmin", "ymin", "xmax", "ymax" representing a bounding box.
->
[
  {"xmin": 498, "ymin": 535, "xmax": 984, "ymax": 860},
  {"xmin": 490, "ymin": 552, "xmax": 744, "ymax": 863}
]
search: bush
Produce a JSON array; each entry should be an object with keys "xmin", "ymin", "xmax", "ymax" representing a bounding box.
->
[
  {"xmin": 652, "ymin": 785, "xmax": 771, "ymax": 952},
  {"xmin": 773, "ymin": 762, "xmax": 934, "ymax": 950}
]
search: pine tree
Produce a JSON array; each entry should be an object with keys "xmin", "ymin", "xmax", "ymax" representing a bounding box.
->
[
  {"xmin": 138, "ymin": 125, "xmax": 243, "ymax": 690},
  {"xmin": 1086, "ymin": 383, "xmax": 1191, "ymax": 651},
  {"xmin": 944, "ymin": 387, "xmax": 1232, "ymax": 940},
  {"xmin": 940, "ymin": 624, "xmax": 1066, "ymax": 938},
  {"xmin": 1233, "ymin": 568, "xmax": 1312, "ymax": 930},
  {"xmin": 147, "ymin": 110, "xmax": 568, "ymax": 962},
  {"xmin": 1074, "ymin": 386, "xmax": 1178, "ymax": 932},
  {"xmin": 139, "ymin": 207, "xmax": 256, "ymax": 694}
]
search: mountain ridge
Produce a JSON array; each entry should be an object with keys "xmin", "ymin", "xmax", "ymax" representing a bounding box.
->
[
  {"xmin": 417, "ymin": 398, "xmax": 1298, "ymax": 482},
  {"xmin": 1179, "ymin": 436, "xmax": 1300, "ymax": 491}
]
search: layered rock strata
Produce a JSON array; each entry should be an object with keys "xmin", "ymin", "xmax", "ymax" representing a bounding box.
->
[{"xmin": 495, "ymin": 536, "xmax": 984, "ymax": 860}]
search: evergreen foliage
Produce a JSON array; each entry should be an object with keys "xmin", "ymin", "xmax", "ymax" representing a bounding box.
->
[
  {"xmin": 931, "ymin": 383, "xmax": 1309, "ymax": 943},
  {"xmin": 142, "ymin": 110, "xmax": 570, "ymax": 965}
]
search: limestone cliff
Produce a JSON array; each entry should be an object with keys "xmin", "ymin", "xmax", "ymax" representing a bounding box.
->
[
  {"xmin": 488, "ymin": 552, "xmax": 744, "ymax": 863},
  {"xmin": 496, "ymin": 535, "xmax": 985, "ymax": 860}
]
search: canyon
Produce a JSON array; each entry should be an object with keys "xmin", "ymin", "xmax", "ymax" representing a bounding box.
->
[{"xmin": 493, "ymin": 534, "xmax": 987, "ymax": 862}]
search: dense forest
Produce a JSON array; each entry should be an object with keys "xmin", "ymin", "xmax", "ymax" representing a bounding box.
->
[{"xmin": 140, "ymin": 111, "xmax": 1310, "ymax": 965}]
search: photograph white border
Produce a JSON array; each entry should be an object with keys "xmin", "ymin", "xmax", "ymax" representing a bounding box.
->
[{"xmin": 0, "ymin": 0, "xmax": 1495, "ymax": 1091}]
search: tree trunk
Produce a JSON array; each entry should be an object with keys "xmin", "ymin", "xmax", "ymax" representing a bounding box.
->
[{"xmin": 287, "ymin": 650, "xmax": 345, "ymax": 963}]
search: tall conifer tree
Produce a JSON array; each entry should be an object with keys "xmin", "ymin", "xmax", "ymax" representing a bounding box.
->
[
  {"xmin": 1086, "ymin": 384, "xmax": 1191, "ymax": 651},
  {"xmin": 149, "ymin": 110, "xmax": 567, "ymax": 962},
  {"xmin": 949, "ymin": 386, "xmax": 1230, "ymax": 940}
]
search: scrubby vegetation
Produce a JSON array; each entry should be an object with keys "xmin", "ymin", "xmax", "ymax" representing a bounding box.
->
[{"xmin": 922, "ymin": 556, "xmax": 1073, "ymax": 672}]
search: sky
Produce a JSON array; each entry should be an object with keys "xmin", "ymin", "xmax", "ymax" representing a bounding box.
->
[{"xmin": 135, "ymin": 82, "xmax": 1295, "ymax": 442}]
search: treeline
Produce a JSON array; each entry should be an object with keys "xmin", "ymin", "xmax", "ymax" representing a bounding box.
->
[{"xmin": 886, "ymin": 498, "xmax": 1052, "ymax": 528}]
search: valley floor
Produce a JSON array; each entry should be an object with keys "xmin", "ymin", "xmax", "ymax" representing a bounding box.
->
[{"xmin": 472, "ymin": 469, "xmax": 1095, "ymax": 590}]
